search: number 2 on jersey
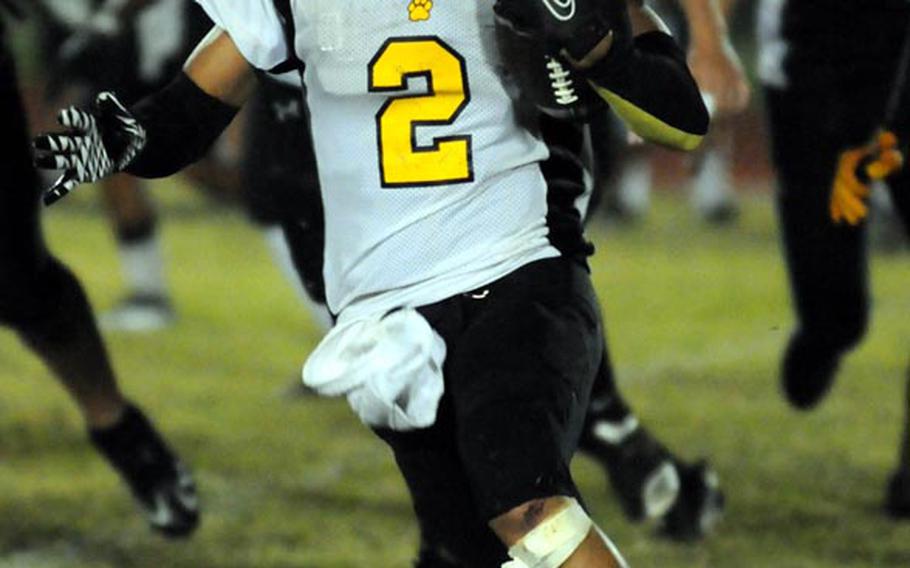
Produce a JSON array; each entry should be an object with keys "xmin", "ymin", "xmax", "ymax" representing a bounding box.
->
[{"xmin": 368, "ymin": 37, "xmax": 473, "ymax": 187}]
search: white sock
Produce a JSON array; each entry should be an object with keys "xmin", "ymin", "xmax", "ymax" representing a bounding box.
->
[
  {"xmin": 118, "ymin": 234, "xmax": 168, "ymax": 298},
  {"xmin": 692, "ymin": 145, "xmax": 735, "ymax": 213},
  {"xmin": 262, "ymin": 226, "xmax": 333, "ymax": 332}
]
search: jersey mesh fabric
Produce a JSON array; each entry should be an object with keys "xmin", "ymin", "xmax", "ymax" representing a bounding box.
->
[{"xmin": 195, "ymin": 0, "xmax": 558, "ymax": 320}]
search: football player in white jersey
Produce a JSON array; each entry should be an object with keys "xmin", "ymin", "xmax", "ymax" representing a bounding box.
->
[{"xmin": 35, "ymin": 0, "xmax": 709, "ymax": 564}]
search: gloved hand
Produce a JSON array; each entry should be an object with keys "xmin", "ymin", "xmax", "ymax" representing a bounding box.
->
[
  {"xmin": 33, "ymin": 92, "xmax": 146, "ymax": 205},
  {"xmin": 830, "ymin": 130, "xmax": 904, "ymax": 226}
]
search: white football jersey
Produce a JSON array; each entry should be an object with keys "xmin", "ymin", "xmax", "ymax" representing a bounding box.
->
[{"xmin": 196, "ymin": 0, "xmax": 558, "ymax": 320}]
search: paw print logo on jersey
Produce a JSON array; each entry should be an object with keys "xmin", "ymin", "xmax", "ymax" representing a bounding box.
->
[{"xmin": 408, "ymin": 0, "xmax": 432, "ymax": 21}]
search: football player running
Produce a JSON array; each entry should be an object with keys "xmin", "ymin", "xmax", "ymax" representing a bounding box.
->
[
  {"xmin": 34, "ymin": 0, "xmax": 708, "ymax": 564},
  {"xmin": 0, "ymin": 0, "xmax": 198, "ymax": 538},
  {"xmin": 757, "ymin": 0, "xmax": 910, "ymax": 516},
  {"xmin": 255, "ymin": 68, "xmax": 723, "ymax": 542}
]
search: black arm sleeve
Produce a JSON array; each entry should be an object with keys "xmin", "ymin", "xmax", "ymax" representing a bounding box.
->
[
  {"xmin": 125, "ymin": 72, "xmax": 239, "ymax": 179},
  {"xmin": 586, "ymin": 31, "xmax": 709, "ymax": 150}
]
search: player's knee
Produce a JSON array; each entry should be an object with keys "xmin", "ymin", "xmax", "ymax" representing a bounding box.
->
[
  {"xmin": 490, "ymin": 497, "xmax": 603, "ymax": 567},
  {"xmin": 490, "ymin": 496, "xmax": 564, "ymax": 545}
]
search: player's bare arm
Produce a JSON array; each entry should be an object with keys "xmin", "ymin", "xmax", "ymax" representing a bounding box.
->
[
  {"xmin": 183, "ymin": 27, "xmax": 256, "ymax": 108},
  {"xmin": 680, "ymin": 0, "xmax": 750, "ymax": 116},
  {"xmin": 34, "ymin": 26, "xmax": 254, "ymax": 204}
]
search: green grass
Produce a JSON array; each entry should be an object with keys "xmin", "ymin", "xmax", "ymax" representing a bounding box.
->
[{"xmin": 1, "ymin": 185, "xmax": 909, "ymax": 567}]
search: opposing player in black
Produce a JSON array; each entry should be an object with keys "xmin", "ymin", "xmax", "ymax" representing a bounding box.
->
[
  {"xmin": 0, "ymin": 0, "xmax": 198, "ymax": 537},
  {"xmin": 757, "ymin": 0, "xmax": 910, "ymax": 516}
]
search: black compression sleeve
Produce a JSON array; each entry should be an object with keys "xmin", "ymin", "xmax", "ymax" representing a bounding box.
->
[
  {"xmin": 126, "ymin": 73, "xmax": 239, "ymax": 179},
  {"xmin": 586, "ymin": 31, "xmax": 709, "ymax": 150}
]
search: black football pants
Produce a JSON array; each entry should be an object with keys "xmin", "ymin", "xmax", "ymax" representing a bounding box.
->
[{"xmin": 765, "ymin": 83, "xmax": 910, "ymax": 363}]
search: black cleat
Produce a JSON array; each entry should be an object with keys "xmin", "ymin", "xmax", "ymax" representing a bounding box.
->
[
  {"xmin": 886, "ymin": 469, "xmax": 910, "ymax": 519},
  {"xmin": 660, "ymin": 460, "xmax": 724, "ymax": 542},
  {"xmin": 781, "ymin": 337, "xmax": 841, "ymax": 410},
  {"xmin": 90, "ymin": 404, "xmax": 200, "ymax": 538},
  {"xmin": 580, "ymin": 416, "xmax": 681, "ymax": 522}
]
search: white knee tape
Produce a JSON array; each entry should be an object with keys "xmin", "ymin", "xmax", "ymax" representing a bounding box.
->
[{"xmin": 503, "ymin": 498, "xmax": 593, "ymax": 568}]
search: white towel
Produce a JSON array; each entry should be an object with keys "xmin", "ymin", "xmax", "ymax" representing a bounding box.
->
[{"xmin": 303, "ymin": 308, "xmax": 446, "ymax": 431}]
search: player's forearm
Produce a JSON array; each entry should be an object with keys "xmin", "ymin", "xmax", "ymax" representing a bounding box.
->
[
  {"xmin": 125, "ymin": 74, "xmax": 238, "ymax": 178},
  {"xmin": 583, "ymin": 3, "xmax": 709, "ymax": 151},
  {"xmin": 126, "ymin": 29, "xmax": 254, "ymax": 178}
]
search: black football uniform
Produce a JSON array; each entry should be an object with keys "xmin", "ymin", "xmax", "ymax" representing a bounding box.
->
[
  {"xmin": 758, "ymin": 0, "xmax": 910, "ymax": 384},
  {"xmin": 37, "ymin": 0, "xmax": 211, "ymax": 105}
]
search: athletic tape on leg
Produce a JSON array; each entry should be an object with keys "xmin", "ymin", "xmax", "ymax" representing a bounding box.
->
[{"xmin": 503, "ymin": 498, "xmax": 592, "ymax": 568}]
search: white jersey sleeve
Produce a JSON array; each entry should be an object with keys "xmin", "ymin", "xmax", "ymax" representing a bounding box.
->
[{"xmin": 193, "ymin": 0, "xmax": 287, "ymax": 71}]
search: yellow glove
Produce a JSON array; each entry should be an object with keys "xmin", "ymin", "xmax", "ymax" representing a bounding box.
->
[{"xmin": 830, "ymin": 130, "xmax": 904, "ymax": 226}]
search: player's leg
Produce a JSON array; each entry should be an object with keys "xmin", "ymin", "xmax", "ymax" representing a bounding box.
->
[
  {"xmin": 691, "ymin": 123, "xmax": 739, "ymax": 224},
  {"xmin": 97, "ymin": 175, "xmax": 174, "ymax": 332},
  {"xmin": 374, "ymin": 402, "xmax": 509, "ymax": 567},
  {"xmin": 94, "ymin": 1, "xmax": 213, "ymax": 332},
  {"xmin": 374, "ymin": 258, "xmax": 624, "ymax": 566},
  {"xmin": 0, "ymin": 43, "xmax": 197, "ymax": 536},
  {"xmin": 765, "ymin": 86, "xmax": 871, "ymax": 410},
  {"xmin": 544, "ymin": 115, "xmax": 723, "ymax": 537},
  {"xmin": 94, "ymin": 3, "xmax": 200, "ymax": 332},
  {"xmin": 450, "ymin": 257, "xmax": 624, "ymax": 566},
  {"xmin": 579, "ymin": 350, "xmax": 677, "ymax": 515}
]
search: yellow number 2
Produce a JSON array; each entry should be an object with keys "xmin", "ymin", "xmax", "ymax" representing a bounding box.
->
[{"xmin": 368, "ymin": 37, "xmax": 473, "ymax": 187}]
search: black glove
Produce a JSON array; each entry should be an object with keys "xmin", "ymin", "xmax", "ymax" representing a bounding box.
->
[{"xmin": 34, "ymin": 92, "xmax": 147, "ymax": 205}]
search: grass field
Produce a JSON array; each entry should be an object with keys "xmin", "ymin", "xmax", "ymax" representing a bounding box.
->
[{"xmin": 1, "ymin": 184, "xmax": 909, "ymax": 567}]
